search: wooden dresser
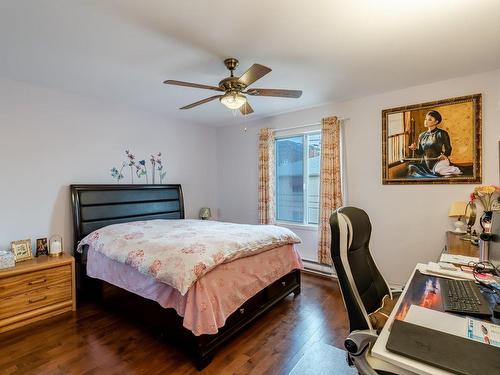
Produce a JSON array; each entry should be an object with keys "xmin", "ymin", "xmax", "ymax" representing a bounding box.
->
[{"xmin": 0, "ymin": 254, "xmax": 76, "ymax": 333}]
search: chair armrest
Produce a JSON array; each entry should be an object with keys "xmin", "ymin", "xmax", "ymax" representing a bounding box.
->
[
  {"xmin": 345, "ymin": 330, "xmax": 380, "ymax": 375},
  {"xmin": 345, "ymin": 330, "xmax": 378, "ymax": 355},
  {"xmin": 346, "ymin": 330, "xmax": 401, "ymax": 375}
]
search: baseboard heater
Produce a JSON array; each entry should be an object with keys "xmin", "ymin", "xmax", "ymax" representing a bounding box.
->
[
  {"xmin": 301, "ymin": 259, "xmax": 404, "ymax": 290},
  {"xmin": 302, "ymin": 259, "xmax": 336, "ymax": 277}
]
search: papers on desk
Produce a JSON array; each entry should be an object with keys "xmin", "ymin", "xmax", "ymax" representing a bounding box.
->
[
  {"xmin": 439, "ymin": 253, "xmax": 478, "ymax": 266},
  {"xmin": 467, "ymin": 318, "xmax": 500, "ymax": 347},
  {"xmin": 421, "ymin": 261, "xmax": 475, "ymax": 280},
  {"xmin": 405, "ymin": 305, "xmax": 465, "ymax": 336},
  {"xmin": 405, "ymin": 305, "xmax": 500, "ymax": 347},
  {"xmin": 423, "ymin": 261, "xmax": 500, "ymax": 285}
]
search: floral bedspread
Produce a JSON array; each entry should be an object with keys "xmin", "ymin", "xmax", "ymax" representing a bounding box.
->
[{"xmin": 77, "ymin": 219, "xmax": 301, "ymax": 295}]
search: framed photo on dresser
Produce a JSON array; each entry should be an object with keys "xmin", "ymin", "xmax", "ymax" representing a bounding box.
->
[
  {"xmin": 382, "ymin": 94, "xmax": 482, "ymax": 185},
  {"xmin": 36, "ymin": 238, "xmax": 49, "ymax": 257},
  {"xmin": 11, "ymin": 239, "xmax": 33, "ymax": 262}
]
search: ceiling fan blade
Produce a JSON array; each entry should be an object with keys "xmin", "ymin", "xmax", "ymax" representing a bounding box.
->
[
  {"xmin": 245, "ymin": 88, "xmax": 302, "ymax": 98},
  {"xmin": 240, "ymin": 101, "xmax": 254, "ymax": 115},
  {"xmin": 238, "ymin": 64, "xmax": 272, "ymax": 87},
  {"xmin": 164, "ymin": 80, "xmax": 222, "ymax": 92},
  {"xmin": 180, "ymin": 95, "xmax": 223, "ymax": 110}
]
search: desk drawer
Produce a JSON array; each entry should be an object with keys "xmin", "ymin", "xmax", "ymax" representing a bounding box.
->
[
  {"xmin": 0, "ymin": 265, "xmax": 71, "ymax": 299},
  {"xmin": 0, "ymin": 282, "xmax": 72, "ymax": 320}
]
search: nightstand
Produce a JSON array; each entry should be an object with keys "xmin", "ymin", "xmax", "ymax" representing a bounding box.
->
[{"xmin": 0, "ymin": 254, "xmax": 76, "ymax": 333}]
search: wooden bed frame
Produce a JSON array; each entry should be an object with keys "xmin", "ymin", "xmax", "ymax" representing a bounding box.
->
[{"xmin": 70, "ymin": 184, "xmax": 301, "ymax": 370}]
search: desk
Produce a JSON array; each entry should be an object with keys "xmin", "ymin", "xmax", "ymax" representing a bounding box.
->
[
  {"xmin": 372, "ymin": 264, "xmax": 450, "ymax": 375},
  {"xmin": 445, "ymin": 231, "xmax": 479, "ymax": 257},
  {"xmin": 372, "ymin": 263, "xmax": 499, "ymax": 375}
]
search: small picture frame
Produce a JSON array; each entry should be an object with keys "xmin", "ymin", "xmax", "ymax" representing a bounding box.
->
[
  {"xmin": 11, "ymin": 239, "xmax": 33, "ymax": 262},
  {"xmin": 492, "ymin": 197, "xmax": 500, "ymax": 212},
  {"xmin": 36, "ymin": 238, "xmax": 49, "ymax": 257}
]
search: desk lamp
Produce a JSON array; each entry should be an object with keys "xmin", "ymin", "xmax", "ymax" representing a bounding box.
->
[
  {"xmin": 199, "ymin": 207, "xmax": 211, "ymax": 220},
  {"xmin": 448, "ymin": 201, "xmax": 467, "ymax": 233}
]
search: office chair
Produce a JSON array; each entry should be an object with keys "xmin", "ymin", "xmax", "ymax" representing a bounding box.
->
[{"xmin": 330, "ymin": 207, "xmax": 401, "ymax": 375}]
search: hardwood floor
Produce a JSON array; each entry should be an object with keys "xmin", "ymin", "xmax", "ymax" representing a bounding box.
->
[{"xmin": 0, "ymin": 273, "xmax": 351, "ymax": 375}]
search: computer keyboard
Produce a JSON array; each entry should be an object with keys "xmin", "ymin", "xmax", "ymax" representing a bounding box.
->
[{"xmin": 441, "ymin": 279, "xmax": 492, "ymax": 318}]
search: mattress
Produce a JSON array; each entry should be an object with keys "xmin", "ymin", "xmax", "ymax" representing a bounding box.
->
[{"xmin": 78, "ymin": 219, "xmax": 301, "ymax": 295}]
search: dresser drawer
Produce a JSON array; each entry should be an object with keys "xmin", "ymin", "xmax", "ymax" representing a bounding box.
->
[
  {"xmin": 0, "ymin": 265, "xmax": 71, "ymax": 299},
  {"xmin": 0, "ymin": 281, "xmax": 72, "ymax": 320}
]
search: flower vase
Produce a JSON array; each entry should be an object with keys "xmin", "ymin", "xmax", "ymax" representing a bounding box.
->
[{"xmin": 480, "ymin": 210, "xmax": 493, "ymax": 234}]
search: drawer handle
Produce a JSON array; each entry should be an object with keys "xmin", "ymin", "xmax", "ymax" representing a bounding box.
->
[
  {"xmin": 29, "ymin": 278, "xmax": 47, "ymax": 285},
  {"xmin": 28, "ymin": 296, "xmax": 47, "ymax": 304},
  {"xmin": 281, "ymin": 281, "xmax": 286, "ymax": 287},
  {"xmin": 239, "ymin": 308, "xmax": 245, "ymax": 314}
]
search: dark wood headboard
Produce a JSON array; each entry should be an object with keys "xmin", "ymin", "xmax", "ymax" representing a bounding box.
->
[{"xmin": 70, "ymin": 184, "xmax": 184, "ymax": 244}]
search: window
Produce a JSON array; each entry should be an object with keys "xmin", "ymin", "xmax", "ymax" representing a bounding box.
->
[{"xmin": 275, "ymin": 131, "xmax": 321, "ymax": 225}]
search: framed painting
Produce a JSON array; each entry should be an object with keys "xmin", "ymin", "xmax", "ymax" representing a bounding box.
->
[{"xmin": 382, "ymin": 94, "xmax": 482, "ymax": 184}]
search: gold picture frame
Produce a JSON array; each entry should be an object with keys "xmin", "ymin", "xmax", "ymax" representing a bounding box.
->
[
  {"xmin": 11, "ymin": 239, "xmax": 33, "ymax": 262},
  {"xmin": 382, "ymin": 94, "xmax": 482, "ymax": 184}
]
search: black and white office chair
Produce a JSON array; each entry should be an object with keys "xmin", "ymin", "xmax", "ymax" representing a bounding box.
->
[{"xmin": 330, "ymin": 207, "xmax": 402, "ymax": 375}]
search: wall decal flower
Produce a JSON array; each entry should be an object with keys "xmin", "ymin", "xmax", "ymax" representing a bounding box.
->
[
  {"xmin": 125, "ymin": 150, "xmax": 136, "ymax": 184},
  {"xmin": 136, "ymin": 159, "xmax": 148, "ymax": 183},
  {"xmin": 150, "ymin": 152, "xmax": 165, "ymax": 184},
  {"xmin": 110, "ymin": 150, "xmax": 165, "ymax": 184},
  {"xmin": 110, "ymin": 161, "xmax": 126, "ymax": 182}
]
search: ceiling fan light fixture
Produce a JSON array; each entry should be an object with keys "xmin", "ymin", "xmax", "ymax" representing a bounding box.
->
[{"xmin": 220, "ymin": 92, "xmax": 246, "ymax": 110}]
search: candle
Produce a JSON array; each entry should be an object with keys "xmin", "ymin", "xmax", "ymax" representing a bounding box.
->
[{"xmin": 50, "ymin": 240, "xmax": 62, "ymax": 255}]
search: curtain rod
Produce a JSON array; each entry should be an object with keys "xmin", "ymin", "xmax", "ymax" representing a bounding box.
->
[
  {"xmin": 271, "ymin": 117, "xmax": 350, "ymax": 133},
  {"xmin": 272, "ymin": 122, "xmax": 320, "ymax": 133}
]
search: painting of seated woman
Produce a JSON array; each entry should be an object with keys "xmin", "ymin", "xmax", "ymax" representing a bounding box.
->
[{"xmin": 382, "ymin": 94, "xmax": 482, "ymax": 184}]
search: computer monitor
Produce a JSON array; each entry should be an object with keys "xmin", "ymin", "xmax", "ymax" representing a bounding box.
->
[{"xmin": 489, "ymin": 211, "xmax": 500, "ymax": 261}]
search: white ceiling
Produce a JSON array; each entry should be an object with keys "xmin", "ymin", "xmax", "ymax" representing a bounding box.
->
[{"xmin": 1, "ymin": 0, "xmax": 500, "ymax": 126}]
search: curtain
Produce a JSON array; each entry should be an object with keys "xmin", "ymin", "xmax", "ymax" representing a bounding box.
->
[
  {"xmin": 258, "ymin": 128, "xmax": 276, "ymax": 224},
  {"xmin": 317, "ymin": 116, "xmax": 343, "ymax": 265}
]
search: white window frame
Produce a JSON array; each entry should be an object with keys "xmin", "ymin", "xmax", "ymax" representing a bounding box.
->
[{"xmin": 274, "ymin": 129, "xmax": 321, "ymax": 229}]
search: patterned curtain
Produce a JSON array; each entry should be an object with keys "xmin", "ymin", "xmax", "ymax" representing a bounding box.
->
[
  {"xmin": 258, "ymin": 128, "xmax": 276, "ymax": 224},
  {"xmin": 317, "ymin": 116, "xmax": 343, "ymax": 265}
]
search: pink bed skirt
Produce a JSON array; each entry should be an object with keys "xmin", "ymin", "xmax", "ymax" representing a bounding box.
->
[{"xmin": 87, "ymin": 244, "xmax": 303, "ymax": 336}]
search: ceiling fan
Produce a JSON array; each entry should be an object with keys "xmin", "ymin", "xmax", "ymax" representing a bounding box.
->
[{"xmin": 163, "ymin": 58, "xmax": 302, "ymax": 115}]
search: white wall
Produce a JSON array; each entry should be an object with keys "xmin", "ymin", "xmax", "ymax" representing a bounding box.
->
[
  {"xmin": 1, "ymin": 69, "xmax": 498, "ymax": 284},
  {"xmin": 0, "ymin": 77, "xmax": 218, "ymax": 252},
  {"xmin": 216, "ymin": 69, "xmax": 500, "ymax": 285}
]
